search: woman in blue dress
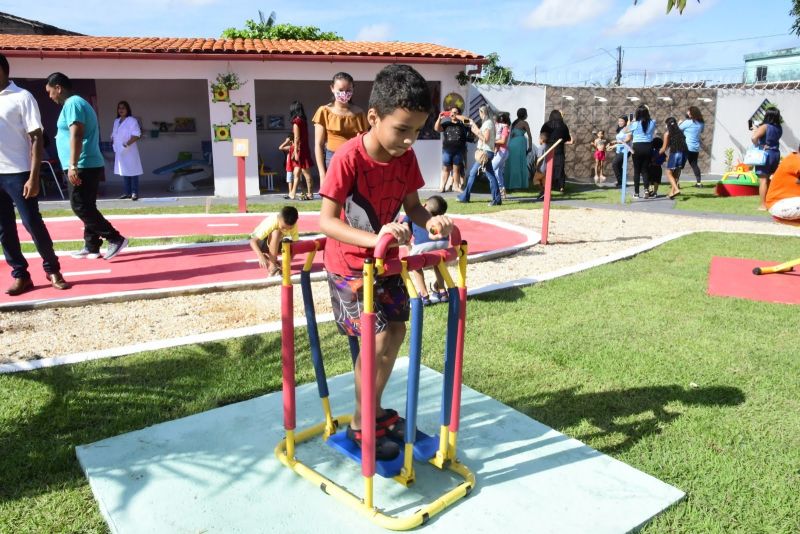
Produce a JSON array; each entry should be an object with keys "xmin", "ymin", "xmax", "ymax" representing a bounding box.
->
[
  {"xmin": 505, "ymin": 108, "xmax": 533, "ymax": 191},
  {"xmin": 751, "ymin": 107, "xmax": 783, "ymax": 210}
]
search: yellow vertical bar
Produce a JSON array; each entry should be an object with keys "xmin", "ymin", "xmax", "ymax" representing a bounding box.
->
[
  {"xmin": 401, "ymin": 260, "xmax": 418, "ymax": 298},
  {"xmin": 281, "ymin": 239, "xmax": 293, "ymax": 287},
  {"xmin": 448, "ymin": 431, "xmax": 458, "ymax": 460},
  {"xmin": 363, "ymin": 261, "xmax": 375, "ymax": 312},
  {"xmin": 286, "ymin": 429, "xmax": 295, "ymax": 461},
  {"xmin": 364, "ymin": 477, "xmax": 374, "ymax": 509},
  {"xmin": 457, "ymin": 243, "xmax": 468, "ymax": 288},
  {"xmin": 436, "ymin": 260, "xmax": 456, "ymax": 289}
]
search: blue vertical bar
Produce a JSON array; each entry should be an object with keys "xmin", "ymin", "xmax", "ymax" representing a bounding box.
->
[
  {"xmin": 300, "ymin": 271, "xmax": 328, "ymax": 398},
  {"xmin": 621, "ymin": 145, "xmax": 629, "ymax": 204},
  {"xmin": 347, "ymin": 336, "xmax": 360, "ymax": 367},
  {"xmin": 405, "ymin": 297, "xmax": 423, "ymax": 445},
  {"xmin": 439, "ymin": 288, "xmax": 460, "ymax": 427}
]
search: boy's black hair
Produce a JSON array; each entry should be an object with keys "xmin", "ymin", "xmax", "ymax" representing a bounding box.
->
[
  {"xmin": 426, "ymin": 195, "xmax": 447, "ymax": 216},
  {"xmin": 651, "ymin": 136, "xmax": 664, "ymax": 150},
  {"xmin": 368, "ymin": 64, "xmax": 432, "ymax": 118},
  {"xmin": 46, "ymin": 72, "xmax": 72, "ymax": 90},
  {"xmin": 280, "ymin": 205, "xmax": 299, "ymax": 226},
  {"xmin": 0, "ymin": 53, "xmax": 9, "ymax": 76},
  {"xmin": 289, "ymin": 100, "xmax": 306, "ymax": 121}
]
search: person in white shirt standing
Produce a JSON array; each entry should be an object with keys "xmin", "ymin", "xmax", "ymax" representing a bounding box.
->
[
  {"xmin": 0, "ymin": 53, "xmax": 70, "ymax": 296},
  {"xmin": 111, "ymin": 101, "xmax": 143, "ymax": 200}
]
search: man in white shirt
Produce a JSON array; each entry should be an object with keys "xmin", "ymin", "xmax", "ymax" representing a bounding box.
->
[{"xmin": 0, "ymin": 53, "xmax": 69, "ymax": 295}]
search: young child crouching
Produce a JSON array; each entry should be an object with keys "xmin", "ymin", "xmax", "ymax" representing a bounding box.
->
[
  {"xmin": 318, "ymin": 64, "xmax": 453, "ymax": 461},
  {"xmin": 249, "ymin": 205, "xmax": 299, "ymax": 276}
]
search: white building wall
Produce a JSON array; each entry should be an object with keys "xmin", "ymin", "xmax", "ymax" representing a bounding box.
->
[
  {"xmin": 470, "ymin": 85, "xmax": 548, "ymax": 132},
  {"xmin": 11, "ymin": 57, "xmax": 464, "ymax": 195},
  {"xmin": 710, "ymin": 90, "xmax": 800, "ymax": 174},
  {"xmin": 94, "ymin": 79, "xmax": 209, "ymax": 189}
]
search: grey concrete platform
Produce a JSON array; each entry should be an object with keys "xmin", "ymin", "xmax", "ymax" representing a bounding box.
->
[{"xmin": 77, "ymin": 359, "xmax": 684, "ymax": 533}]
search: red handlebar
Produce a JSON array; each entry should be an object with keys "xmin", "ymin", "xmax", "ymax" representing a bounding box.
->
[{"xmin": 373, "ymin": 225, "xmax": 462, "ymax": 260}]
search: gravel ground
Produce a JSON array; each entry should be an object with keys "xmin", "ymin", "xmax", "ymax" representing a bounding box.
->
[{"xmin": 2, "ymin": 207, "xmax": 798, "ymax": 363}]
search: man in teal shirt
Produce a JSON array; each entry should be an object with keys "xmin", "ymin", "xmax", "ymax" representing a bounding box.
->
[{"xmin": 46, "ymin": 72, "xmax": 127, "ymax": 260}]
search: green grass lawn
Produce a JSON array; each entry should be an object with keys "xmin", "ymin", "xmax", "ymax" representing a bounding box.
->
[{"xmin": 1, "ymin": 232, "xmax": 798, "ymax": 532}]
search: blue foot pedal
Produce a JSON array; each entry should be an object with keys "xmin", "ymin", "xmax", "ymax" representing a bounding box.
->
[{"xmin": 327, "ymin": 429, "xmax": 440, "ymax": 478}]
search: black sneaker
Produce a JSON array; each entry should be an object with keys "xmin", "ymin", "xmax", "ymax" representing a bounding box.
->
[
  {"xmin": 104, "ymin": 238, "xmax": 129, "ymax": 260},
  {"xmin": 346, "ymin": 425, "xmax": 400, "ymax": 461}
]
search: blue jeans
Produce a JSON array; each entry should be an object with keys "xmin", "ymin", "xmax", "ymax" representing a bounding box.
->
[
  {"xmin": 458, "ymin": 150, "xmax": 501, "ymax": 204},
  {"xmin": 123, "ymin": 175, "xmax": 139, "ymax": 196},
  {"xmin": 0, "ymin": 172, "xmax": 61, "ymax": 279}
]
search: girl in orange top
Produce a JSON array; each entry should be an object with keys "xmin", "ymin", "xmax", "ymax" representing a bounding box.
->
[
  {"xmin": 312, "ymin": 72, "xmax": 368, "ymax": 184},
  {"xmin": 765, "ymin": 149, "xmax": 800, "ymax": 220}
]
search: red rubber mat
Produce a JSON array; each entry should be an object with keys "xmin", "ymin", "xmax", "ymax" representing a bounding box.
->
[{"xmin": 707, "ymin": 256, "xmax": 800, "ymax": 305}]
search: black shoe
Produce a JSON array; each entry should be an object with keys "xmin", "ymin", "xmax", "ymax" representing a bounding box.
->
[
  {"xmin": 104, "ymin": 238, "xmax": 129, "ymax": 260},
  {"xmin": 131, "ymin": 194, "xmax": 138, "ymax": 201},
  {"xmin": 346, "ymin": 425, "xmax": 400, "ymax": 461},
  {"xmin": 118, "ymin": 194, "xmax": 131, "ymax": 199}
]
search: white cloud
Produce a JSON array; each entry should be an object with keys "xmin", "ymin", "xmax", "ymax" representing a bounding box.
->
[
  {"xmin": 355, "ymin": 23, "xmax": 392, "ymax": 42},
  {"xmin": 524, "ymin": 0, "xmax": 611, "ymax": 29},
  {"xmin": 606, "ymin": 0, "xmax": 714, "ymax": 36}
]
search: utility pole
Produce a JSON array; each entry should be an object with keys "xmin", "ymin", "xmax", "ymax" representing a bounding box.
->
[{"xmin": 615, "ymin": 46, "xmax": 623, "ymax": 86}]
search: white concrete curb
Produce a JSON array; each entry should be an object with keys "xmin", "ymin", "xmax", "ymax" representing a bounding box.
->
[{"xmin": 1, "ymin": 229, "xmax": 682, "ymax": 375}]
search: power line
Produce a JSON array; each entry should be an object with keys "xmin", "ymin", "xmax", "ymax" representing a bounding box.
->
[
  {"xmin": 624, "ymin": 32, "xmax": 790, "ymax": 50},
  {"xmin": 543, "ymin": 51, "xmax": 607, "ymax": 72}
]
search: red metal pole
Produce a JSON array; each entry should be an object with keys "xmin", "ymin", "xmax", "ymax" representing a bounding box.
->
[
  {"xmin": 237, "ymin": 155, "xmax": 247, "ymax": 213},
  {"xmin": 360, "ymin": 312, "xmax": 377, "ymax": 476},
  {"xmin": 281, "ymin": 278, "xmax": 296, "ymax": 431},
  {"xmin": 540, "ymin": 152, "xmax": 555, "ymax": 245}
]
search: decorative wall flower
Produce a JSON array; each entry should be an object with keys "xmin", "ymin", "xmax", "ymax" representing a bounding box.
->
[
  {"xmin": 213, "ymin": 123, "xmax": 232, "ymax": 142},
  {"xmin": 230, "ymin": 102, "xmax": 252, "ymax": 124}
]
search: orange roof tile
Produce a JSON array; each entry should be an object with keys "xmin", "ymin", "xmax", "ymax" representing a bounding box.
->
[{"xmin": 0, "ymin": 35, "xmax": 484, "ymax": 63}]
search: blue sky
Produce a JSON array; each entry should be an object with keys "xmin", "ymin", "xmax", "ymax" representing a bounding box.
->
[{"xmin": 5, "ymin": 0, "xmax": 799, "ymax": 84}]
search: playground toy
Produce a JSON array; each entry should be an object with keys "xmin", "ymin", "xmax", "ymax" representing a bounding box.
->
[
  {"xmin": 715, "ymin": 164, "xmax": 759, "ymax": 197},
  {"xmin": 153, "ymin": 141, "xmax": 214, "ymax": 192},
  {"xmin": 753, "ymin": 216, "xmax": 800, "ymax": 275},
  {"xmin": 274, "ymin": 227, "xmax": 475, "ymax": 530}
]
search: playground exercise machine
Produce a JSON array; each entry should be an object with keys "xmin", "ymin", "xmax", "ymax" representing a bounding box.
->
[
  {"xmin": 715, "ymin": 164, "xmax": 759, "ymax": 197},
  {"xmin": 274, "ymin": 227, "xmax": 475, "ymax": 530},
  {"xmin": 153, "ymin": 141, "xmax": 214, "ymax": 192},
  {"xmin": 752, "ymin": 215, "xmax": 800, "ymax": 275}
]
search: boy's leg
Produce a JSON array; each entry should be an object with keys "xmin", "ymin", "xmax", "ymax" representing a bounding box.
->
[
  {"xmin": 267, "ymin": 229, "xmax": 282, "ymax": 269},
  {"xmin": 409, "ymin": 269, "xmax": 428, "ymax": 297},
  {"xmin": 352, "ymin": 321, "xmax": 406, "ymax": 429}
]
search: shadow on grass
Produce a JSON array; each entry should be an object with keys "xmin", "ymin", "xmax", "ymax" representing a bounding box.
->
[
  {"xmin": 0, "ymin": 332, "xmax": 288, "ymax": 505},
  {"xmin": 471, "ymin": 287, "xmax": 528, "ymax": 303},
  {"xmin": 509, "ymin": 384, "xmax": 745, "ymax": 455}
]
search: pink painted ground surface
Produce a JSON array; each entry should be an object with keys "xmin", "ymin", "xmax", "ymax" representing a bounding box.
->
[
  {"xmin": 2, "ymin": 215, "xmax": 529, "ymax": 307},
  {"xmin": 707, "ymin": 256, "xmax": 800, "ymax": 305}
]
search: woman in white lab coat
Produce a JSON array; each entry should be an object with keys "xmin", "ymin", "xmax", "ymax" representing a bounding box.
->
[{"xmin": 111, "ymin": 101, "xmax": 144, "ymax": 200}]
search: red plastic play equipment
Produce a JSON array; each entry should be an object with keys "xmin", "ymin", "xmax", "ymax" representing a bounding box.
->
[{"xmin": 715, "ymin": 164, "xmax": 759, "ymax": 197}]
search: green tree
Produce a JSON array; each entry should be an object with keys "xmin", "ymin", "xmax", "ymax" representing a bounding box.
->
[
  {"xmin": 478, "ymin": 53, "xmax": 514, "ymax": 85},
  {"xmin": 221, "ymin": 10, "xmax": 343, "ymax": 40},
  {"xmin": 792, "ymin": 0, "xmax": 800, "ymax": 36}
]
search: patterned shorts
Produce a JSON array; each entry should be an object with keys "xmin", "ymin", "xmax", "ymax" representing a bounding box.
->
[{"xmin": 327, "ymin": 272, "xmax": 410, "ymax": 337}]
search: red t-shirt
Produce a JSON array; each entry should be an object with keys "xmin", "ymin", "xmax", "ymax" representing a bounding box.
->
[{"xmin": 320, "ymin": 134, "xmax": 425, "ymax": 275}]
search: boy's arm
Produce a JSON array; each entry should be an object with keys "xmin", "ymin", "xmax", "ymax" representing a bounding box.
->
[
  {"xmin": 319, "ymin": 197, "xmax": 410, "ymax": 247},
  {"xmin": 249, "ymin": 237, "xmax": 272, "ymax": 268}
]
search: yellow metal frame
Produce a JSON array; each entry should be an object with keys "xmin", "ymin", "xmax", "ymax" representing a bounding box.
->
[
  {"xmin": 275, "ymin": 415, "xmax": 476, "ymax": 530},
  {"xmin": 275, "ymin": 239, "xmax": 475, "ymax": 530}
]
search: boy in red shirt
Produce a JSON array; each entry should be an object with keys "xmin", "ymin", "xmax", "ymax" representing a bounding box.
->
[{"xmin": 319, "ymin": 64, "xmax": 453, "ymax": 460}]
